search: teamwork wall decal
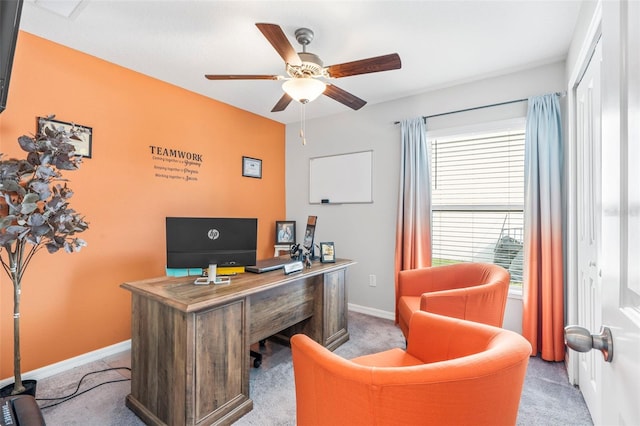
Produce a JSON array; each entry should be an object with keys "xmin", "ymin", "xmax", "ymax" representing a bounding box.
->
[{"xmin": 149, "ymin": 145, "xmax": 203, "ymax": 182}]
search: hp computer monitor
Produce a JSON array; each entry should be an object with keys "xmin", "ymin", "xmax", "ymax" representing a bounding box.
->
[{"xmin": 166, "ymin": 217, "xmax": 257, "ymax": 269}]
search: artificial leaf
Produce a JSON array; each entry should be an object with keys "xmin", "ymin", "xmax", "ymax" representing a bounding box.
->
[
  {"xmin": 45, "ymin": 243, "xmax": 60, "ymax": 254},
  {"xmin": 20, "ymin": 194, "xmax": 40, "ymax": 215},
  {"xmin": 0, "ymin": 216, "xmax": 15, "ymax": 229},
  {"xmin": 26, "ymin": 152, "xmax": 41, "ymax": 166},
  {"xmin": 17, "ymin": 136, "xmax": 37, "ymax": 153},
  {"xmin": 6, "ymin": 225, "xmax": 27, "ymax": 235},
  {"xmin": 31, "ymin": 224, "xmax": 51, "ymax": 237},
  {"xmin": 0, "ymin": 232, "xmax": 17, "ymax": 246},
  {"xmin": 29, "ymin": 181, "xmax": 51, "ymax": 199},
  {"xmin": 0, "ymin": 180, "xmax": 23, "ymax": 194},
  {"xmin": 27, "ymin": 213, "xmax": 46, "ymax": 227},
  {"xmin": 54, "ymin": 155, "xmax": 78, "ymax": 171}
]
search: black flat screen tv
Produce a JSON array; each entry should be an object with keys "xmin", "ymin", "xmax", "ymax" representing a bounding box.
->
[
  {"xmin": 0, "ymin": 0, "xmax": 23, "ymax": 114},
  {"xmin": 166, "ymin": 217, "xmax": 257, "ymax": 269}
]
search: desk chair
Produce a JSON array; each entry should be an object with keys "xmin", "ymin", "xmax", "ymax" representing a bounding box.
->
[{"xmin": 250, "ymin": 343, "xmax": 264, "ymax": 368}]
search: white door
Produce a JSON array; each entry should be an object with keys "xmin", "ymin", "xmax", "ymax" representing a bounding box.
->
[
  {"xmin": 599, "ymin": 1, "xmax": 640, "ymax": 423},
  {"xmin": 575, "ymin": 37, "xmax": 602, "ymax": 422},
  {"xmin": 570, "ymin": 2, "xmax": 640, "ymax": 424}
]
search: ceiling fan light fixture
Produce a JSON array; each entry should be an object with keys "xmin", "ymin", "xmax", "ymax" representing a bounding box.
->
[{"xmin": 282, "ymin": 78, "xmax": 326, "ymax": 104}]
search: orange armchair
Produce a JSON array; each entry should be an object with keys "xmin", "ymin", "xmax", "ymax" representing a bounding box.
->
[
  {"xmin": 397, "ymin": 262, "xmax": 510, "ymax": 338},
  {"xmin": 291, "ymin": 311, "xmax": 531, "ymax": 426}
]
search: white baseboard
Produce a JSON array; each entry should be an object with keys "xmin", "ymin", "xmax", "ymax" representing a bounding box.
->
[
  {"xmin": 0, "ymin": 306, "xmax": 393, "ymax": 388},
  {"xmin": 0, "ymin": 340, "xmax": 131, "ymax": 388},
  {"xmin": 348, "ymin": 303, "xmax": 395, "ymax": 321}
]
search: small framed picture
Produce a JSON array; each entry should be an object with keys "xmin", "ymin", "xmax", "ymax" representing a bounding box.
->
[
  {"xmin": 275, "ymin": 221, "xmax": 296, "ymax": 244},
  {"xmin": 242, "ymin": 156, "xmax": 262, "ymax": 178},
  {"xmin": 320, "ymin": 242, "xmax": 335, "ymax": 263},
  {"xmin": 37, "ymin": 116, "xmax": 92, "ymax": 158}
]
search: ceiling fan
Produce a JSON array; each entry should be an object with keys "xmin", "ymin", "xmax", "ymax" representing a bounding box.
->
[{"xmin": 205, "ymin": 23, "xmax": 402, "ymax": 112}]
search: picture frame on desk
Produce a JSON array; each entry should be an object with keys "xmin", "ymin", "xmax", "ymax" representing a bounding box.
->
[
  {"xmin": 276, "ymin": 220, "xmax": 296, "ymax": 244},
  {"xmin": 242, "ymin": 156, "xmax": 262, "ymax": 178},
  {"xmin": 320, "ymin": 242, "xmax": 335, "ymax": 263},
  {"xmin": 37, "ymin": 116, "xmax": 93, "ymax": 158}
]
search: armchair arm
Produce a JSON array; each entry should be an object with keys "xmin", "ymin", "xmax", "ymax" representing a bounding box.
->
[{"xmin": 290, "ymin": 334, "xmax": 374, "ymax": 426}]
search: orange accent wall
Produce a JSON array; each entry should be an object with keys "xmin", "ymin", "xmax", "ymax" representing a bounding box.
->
[{"xmin": 0, "ymin": 32, "xmax": 285, "ymax": 379}]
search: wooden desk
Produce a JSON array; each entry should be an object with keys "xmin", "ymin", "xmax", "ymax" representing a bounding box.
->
[{"xmin": 121, "ymin": 258, "xmax": 354, "ymax": 426}]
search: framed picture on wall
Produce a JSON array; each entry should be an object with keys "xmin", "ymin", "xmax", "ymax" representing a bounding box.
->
[
  {"xmin": 37, "ymin": 116, "xmax": 93, "ymax": 158},
  {"xmin": 275, "ymin": 221, "xmax": 296, "ymax": 244},
  {"xmin": 320, "ymin": 242, "xmax": 335, "ymax": 263},
  {"xmin": 242, "ymin": 156, "xmax": 262, "ymax": 178}
]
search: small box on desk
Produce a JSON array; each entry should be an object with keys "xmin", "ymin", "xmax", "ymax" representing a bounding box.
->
[{"xmin": 217, "ymin": 266, "xmax": 245, "ymax": 275}]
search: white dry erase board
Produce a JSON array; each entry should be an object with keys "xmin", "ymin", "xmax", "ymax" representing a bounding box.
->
[{"xmin": 309, "ymin": 150, "xmax": 373, "ymax": 204}]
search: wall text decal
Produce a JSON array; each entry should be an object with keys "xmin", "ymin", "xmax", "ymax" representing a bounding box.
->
[{"xmin": 150, "ymin": 145, "xmax": 203, "ymax": 182}]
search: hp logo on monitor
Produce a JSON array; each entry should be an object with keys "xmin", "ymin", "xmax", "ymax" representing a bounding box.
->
[{"xmin": 207, "ymin": 228, "xmax": 220, "ymax": 240}]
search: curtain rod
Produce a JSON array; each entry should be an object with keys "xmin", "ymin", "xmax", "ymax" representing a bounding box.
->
[{"xmin": 394, "ymin": 91, "xmax": 566, "ymax": 124}]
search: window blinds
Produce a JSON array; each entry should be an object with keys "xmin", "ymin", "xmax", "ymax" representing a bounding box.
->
[{"xmin": 430, "ymin": 129, "xmax": 525, "ymax": 282}]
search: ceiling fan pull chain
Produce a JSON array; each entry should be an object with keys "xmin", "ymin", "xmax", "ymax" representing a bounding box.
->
[{"xmin": 300, "ymin": 104, "xmax": 307, "ymax": 145}]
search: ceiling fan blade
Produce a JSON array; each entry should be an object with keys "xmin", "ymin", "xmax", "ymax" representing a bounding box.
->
[
  {"xmin": 324, "ymin": 84, "xmax": 367, "ymax": 110},
  {"xmin": 271, "ymin": 93, "xmax": 293, "ymax": 112},
  {"xmin": 326, "ymin": 53, "xmax": 401, "ymax": 78},
  {"xmin": 256, "ymin": 23, "xmax": 302, "ymax": 66},
  {"xmin": 205, "ymin": 74, "xmax": 281, "ymax": 80}
]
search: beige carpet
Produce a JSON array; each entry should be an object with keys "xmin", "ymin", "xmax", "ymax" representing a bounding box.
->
[{"xmin": 35, "ymin": 311, "xmax": 592, "ymax": 425}]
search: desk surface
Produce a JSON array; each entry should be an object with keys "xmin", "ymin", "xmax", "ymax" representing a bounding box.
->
[{"xmin": 121, "ymin": 258, "xmax": 355, "ymax": 313}]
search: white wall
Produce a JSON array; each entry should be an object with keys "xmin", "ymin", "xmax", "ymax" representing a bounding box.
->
[{"xmin": 285, "ymin": 61, "xmax": 566, "ymax": 331}]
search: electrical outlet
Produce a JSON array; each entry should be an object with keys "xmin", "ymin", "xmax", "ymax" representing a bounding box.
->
[{"xmin": 369, "ymin": 274, "xmax": 377, "ymax": 287}]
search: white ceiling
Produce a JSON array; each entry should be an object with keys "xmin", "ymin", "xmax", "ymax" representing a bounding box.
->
[{"xmin": 19, "ymin": 0, "xmax": 583, "ymax": 124}]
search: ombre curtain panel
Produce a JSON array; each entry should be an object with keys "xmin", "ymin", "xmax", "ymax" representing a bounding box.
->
[
  {"xmin": 522, "ymin": 93, "xmax": 565, "ymax": 361},
  {"xmin": 395, "ymin": 117, "xmax": 432, "ymax": 322}
]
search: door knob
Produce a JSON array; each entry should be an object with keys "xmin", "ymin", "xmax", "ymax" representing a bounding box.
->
[{"xmin": 564, "ymin": 325, "xmax": 613, "ymax": 362}]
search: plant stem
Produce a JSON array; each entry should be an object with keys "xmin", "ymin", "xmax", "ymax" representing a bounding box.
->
[{"xmin": 10, "ymin": 246, "xmax": 25, "ymax": 394}]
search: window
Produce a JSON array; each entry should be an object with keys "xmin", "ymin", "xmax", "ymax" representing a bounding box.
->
[{"xmin": 430, "ymin": 122, "xmax": 525, "ymax": 291}]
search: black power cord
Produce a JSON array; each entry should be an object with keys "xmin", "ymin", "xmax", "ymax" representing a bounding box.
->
[{"xmin": 36, "ymin": 367, "xmax": 131, "ymax": 409}]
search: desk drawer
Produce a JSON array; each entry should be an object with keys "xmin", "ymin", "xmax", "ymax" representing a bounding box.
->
[{"xmin": 249, "ymin": 275, "xmax": 320, "ymax": 342}]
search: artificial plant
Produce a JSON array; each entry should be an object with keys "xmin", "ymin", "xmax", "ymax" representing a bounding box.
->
[{"xmin": 0, "ymin": 117, "xmax": 88, "ymax": 395}]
